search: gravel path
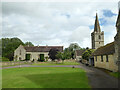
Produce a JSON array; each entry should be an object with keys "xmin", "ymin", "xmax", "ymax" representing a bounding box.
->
[{"xmin": 1, "ymin": 63, "xmax": 119, "ymax": 88}]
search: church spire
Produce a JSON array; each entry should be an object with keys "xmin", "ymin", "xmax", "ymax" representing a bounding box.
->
[
  {"xmin": 94, "ymin": 13, "xmax": 101, "ymax": 32},
  {"xmin": 116, "ymin": 9, "xmax": 120, "ymax": 31}
]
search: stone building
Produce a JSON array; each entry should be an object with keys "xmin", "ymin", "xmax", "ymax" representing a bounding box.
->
[
  {"xmin": 91, "ymin": 9, "xmax": 120, "ymax": 72},
  {"xmin": 75, "ymin": 49, "xmax": 86, "ymax": 61},
  {"xmin": 91, "ymin": 13, "xmax": 104, "ymax": 49},
  {"xmin": 92, "ymin": 42, "xmax": 118, "ymax": 72},
  {"xmin": 14, "ymin": 45, "xmax": 63, "ymax": 61},
  {"xmin": 114, "ymin": 9, "xmax": 120, "ymax": 71}
]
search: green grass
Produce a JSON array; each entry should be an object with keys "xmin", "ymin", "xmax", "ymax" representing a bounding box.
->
[
  {"xmin": 109, "ymin": 72, "xmax": 120, "ymax": 78},
  {"xmin": 32, "ymin": 61, "xmax": 80, "ymax": 66},
  {"xmin": 2, "ymin": 67, "xmax": 91, "ymax": 88}
]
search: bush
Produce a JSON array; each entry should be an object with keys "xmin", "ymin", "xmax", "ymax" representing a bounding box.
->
[{"xmin": 1, "ymin": 57, "xmax": 9, "ymax": 62}]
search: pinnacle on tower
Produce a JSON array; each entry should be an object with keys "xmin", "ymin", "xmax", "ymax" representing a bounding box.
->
[{"xmin": 94, "ymin": 13, "xmax": 101, "ymax": 32}]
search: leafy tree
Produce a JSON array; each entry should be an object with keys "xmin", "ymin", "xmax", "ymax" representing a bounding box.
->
[
  {"xmin": 63, "ymin": 48, "xmax": 71, "ymax": 59},
  {"xmin": 56, "ymin": 52, "xmax": 65, "ymax": 63},
  {"xmin": 48, "ymin": 48, "xmax": 59, "ymax": 61},
  {"xmin": 69, "ymin": 43, "xmax": 81, "ymax": 51},
  {"xmin": 1, "ymin": 37, "xmax": 24, "ymax": 61},
  {"xmin": 67, "ymin": 43, "xmax": 81, "ymax": 59},
  {"xmin": 24, "ymin": 42, "xmax": 34, "ymax": 46},
  {"xmin": 82, "ymin": 49, "xmax": 95, "ymax": 61}
]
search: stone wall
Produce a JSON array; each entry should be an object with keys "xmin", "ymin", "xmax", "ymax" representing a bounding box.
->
[
  {"xmin": 94, "ymin": 54, "xmax": 118, "ymax": 72},
  {"xmin": 14, "ymin": 45, "xmax": 26, "ymax": 61},
  {"xmin": 26, "ymin": 52, "xmax": 49, "ymax": 61}
]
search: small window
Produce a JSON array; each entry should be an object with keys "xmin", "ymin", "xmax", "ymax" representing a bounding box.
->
[
  {"xmin": 99, "ymin": 35, "xmax": 101, "ymax": 39},
  {"xmin": 106, "ymin": 55, "xmax": 108, "ymax": 62},
  {"xmin": 20, "ymin": 50, "xmax": 21, "ymax": 55},
  {"xmin": 101, "ymin": 55, "xmax": 103, "ymax": 62},
  {"xmin": 95, "ymin": 56, "xmax": 97, "ymax": 61},
  {"xmin": 99, "ymin": 42, "xmax": 100, "ymax": 44}
]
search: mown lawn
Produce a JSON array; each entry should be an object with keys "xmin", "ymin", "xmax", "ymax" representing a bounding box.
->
[
  {"xmin": 32, "ymin": 60, "xmax": 80, "ymax": 66},
  {"xmin": 2, "ymin": 67, "xmax": 91, "ymax": 88}
]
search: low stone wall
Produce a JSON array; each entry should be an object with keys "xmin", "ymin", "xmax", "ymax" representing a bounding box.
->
[{"xmin": 1, "ymin": 61, "xmax": 31, "ymax": 66}]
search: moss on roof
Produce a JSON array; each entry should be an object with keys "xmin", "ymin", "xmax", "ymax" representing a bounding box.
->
[{"xmin": 92, "ymin": 42, "xmax": 115, "ymax": 56}]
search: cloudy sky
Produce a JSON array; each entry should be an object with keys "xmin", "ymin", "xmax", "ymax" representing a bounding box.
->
[{"xmin": 1, "ymin": 0, "xmax": 120, "ymax": 48}]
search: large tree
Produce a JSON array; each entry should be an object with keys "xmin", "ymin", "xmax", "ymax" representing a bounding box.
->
[
  {"xmin": 24, "ymin": 42, "xmax": 34, "ymax": 46},
  {"xmin": 82, "ymin": 49, "xmax": 95, "ymax": 61},
  {"xmin": 69, "ymin": 43, "xmax": 81, "ymax": 51},
  {"xmin": 48, "ymin": 48, "xmax": 59, "ymax": 61},
  {"xmin": 1, "ymin": 37, "xmax": 24, "ymax": 61},
  {"xmin": 68, "ymin": 43, "xmax": 81, "ymax": 59}
]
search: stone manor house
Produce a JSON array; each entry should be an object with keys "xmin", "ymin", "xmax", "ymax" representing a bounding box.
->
[{"xmin": 14, "ymin": 45, "xmax": 63, "ymax": 61}]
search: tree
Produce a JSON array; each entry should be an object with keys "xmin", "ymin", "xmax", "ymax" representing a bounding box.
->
[
  {"xmin": 56, "ymin": 52, "xmax": 65, "ymax": 63},
  {"xmin": 1, "ymin": 37, "xmax": 24, "ymax": 61},
  {"xmin": 69, "ymin": 43, "xmax": 81, "ymax": 51},
  {"xmin": 48, "ymin": 48, "xmax": 59, "ymax": 61},
  {"xmin": 82, "ymin": 49, "xmax": 95, "ymax": 61},
  {"xmin": 24, "ymin": 42, "xmax": 34, "ymax": 46},
  {"xmin": 63, "ymin": 48, "xmax": 71, "ymax": 59},
  {"xmin": 68, "ymin": 43, "xmax": 81, "ymax": 59}
]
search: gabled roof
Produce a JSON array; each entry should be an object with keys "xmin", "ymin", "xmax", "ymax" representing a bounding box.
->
[
  {"xmin": 92, "ymin": 42, "xmax": 115, "ymax": 56},
  {"xmin": 94, "ymin": 13, "xmax": 101, "ymax": 32},
  {"xmin": 24, "ymin": 46, "xmax": 63, "ymax": 52},
  {"xmin": 75, "ymin": 49, "xmax": 86, "ymax": 56}
]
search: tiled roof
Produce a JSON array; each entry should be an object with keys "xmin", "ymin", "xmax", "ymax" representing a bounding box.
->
[
  {"xmin": 92, "ymin": 42, "xmax": 115, "ymax": 56},
  {"xmin": 75, "ymin": 50, "xmax": 86, "ymax": 56},
  {"xmin": 24, "ymin": 46, "xmax": 63, "ymax": 52}
]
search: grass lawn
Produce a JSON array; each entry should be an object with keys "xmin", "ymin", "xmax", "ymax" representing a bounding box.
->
[
  {"xmin": 32, "ymin": 60, "xmax": 80, "ymax": 66},
  {"xmin": 2, "ymin": 67, "xmax": 91, "ymax": 88},
  {"xmin": 109, "ymin": 72, "xmax": 120, "ymax": 78}
]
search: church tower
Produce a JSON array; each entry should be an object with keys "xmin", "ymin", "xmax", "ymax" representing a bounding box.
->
[{"xmin": 91, "ymin": 13, "xmax": 104, "ymax": 49}]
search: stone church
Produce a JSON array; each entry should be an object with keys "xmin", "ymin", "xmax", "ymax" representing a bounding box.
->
[
  {"xmin": 14, "ymin": 45, "xmax": 63, "ymax": 61},
  {"xmin": 91, "ymin": 9, "xmax": 120, "ymax": 72},
  {"xmin": 91, "ymin": 13, "xmax": 104, "ymax": 49}
]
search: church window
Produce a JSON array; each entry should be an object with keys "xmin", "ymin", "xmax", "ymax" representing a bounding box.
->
[{"xmin": 99, "ymin": 35, "xmax": 101, "ymax": 39}]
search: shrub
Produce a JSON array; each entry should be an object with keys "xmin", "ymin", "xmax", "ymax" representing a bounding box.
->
[{"xmin": 1, "ymin": 57, "xmax": 9, "ymax": 62}]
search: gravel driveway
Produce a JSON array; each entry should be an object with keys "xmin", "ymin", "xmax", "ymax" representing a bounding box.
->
[{"xmin": 1, "ymin": 63, "xmax": 119, "ymax": 88}]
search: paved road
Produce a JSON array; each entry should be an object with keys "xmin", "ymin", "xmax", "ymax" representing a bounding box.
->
[{"xmin": 1, "ymin": 63, "xmax": 119, "ymax": 88}]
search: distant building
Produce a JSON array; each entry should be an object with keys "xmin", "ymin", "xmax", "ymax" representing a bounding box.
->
[
  {"xmin": 91, "ymin": 13, "xmax": 104, "ymax": 49},
  {"xmin": 14, "ymin": 45, "xmax": 63, "ymax": 61},
  {"xmin": 91, "ymin": 9, "xmax": 120, "ymax": 72},
  {"xmin": 75, "ymin": 49, "xmax": 86, "ymax": 61}
]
